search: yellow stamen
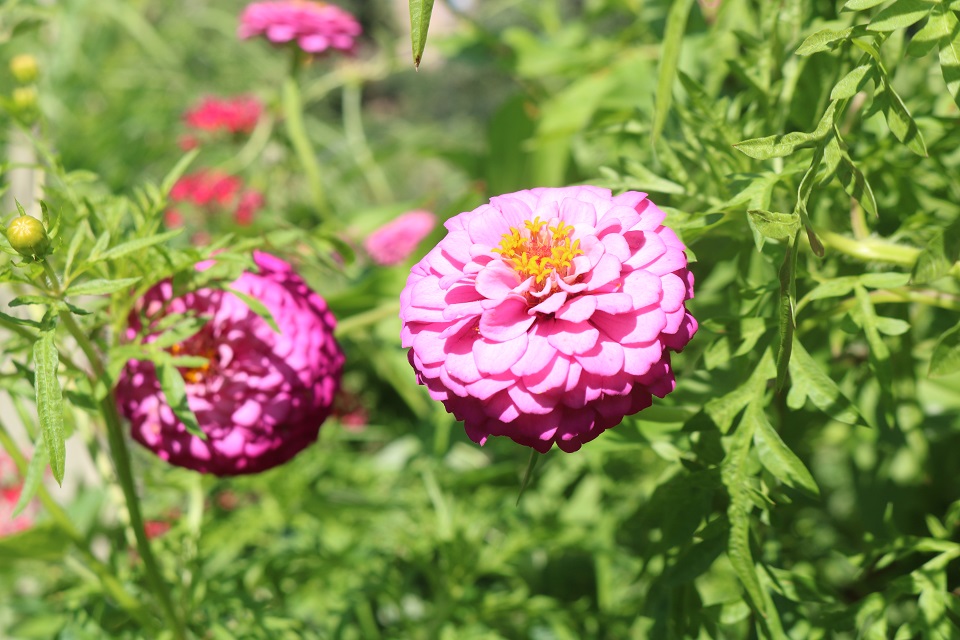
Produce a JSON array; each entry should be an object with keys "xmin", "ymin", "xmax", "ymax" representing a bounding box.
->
[{"xmin": 493, "ymin": 217, "xmax": 583, "ymax": 286}]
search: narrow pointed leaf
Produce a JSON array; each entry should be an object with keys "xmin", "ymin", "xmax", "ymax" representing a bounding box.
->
[
  {"xmin": 937, "ymin": 6, "xmax": 960, "ymax": 108},
  {"xmin": 66, "ymin": 277, "xmax": 142, "ymax": 297},
  {"xmin": 34, "ymin": 330, "xmax": 65, "ymax": 485},
  {"xmin": 92, "ymin": 229, "xmax": 182, "ymax": 263},
  {"xmin": 12, "ymin": 436, "xmax": 48, "ymax": 516},
  {"xmin": 929, "ymin": 321, "xmax": 960, "ymax": 377},
  {"xmin": 830, "ymin": 64, "xmax": 876, "ymax": 100},
  {"xmin": 652, "ymin": 0, "xmax": 696, "ymax": 146},
  {"xmin": 157, "ymin": 361, "xmax": 206, "ymax": 440},
  {"xmin": 753, "ymin": 405, "xmax": 820, "ymax": 496},
  {"xmin": 409, "ymin": 0, "xmax": 436, "ymax": 69},
  {"xmin": 867, "ymin": 0, "xmax": 934, "ymax": 32},
  {"xmin": 788, "ymin": 339, "xmax": 862, "ymax": 425},
  {"xmin": 225, "ymin": 287, "xmax": 280, "ymax": 333}
]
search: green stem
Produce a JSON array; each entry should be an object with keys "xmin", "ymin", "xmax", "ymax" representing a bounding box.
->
[
  {"xmin": 342, "ymin": 81, "xmax": 393, "ymax": 204},
  {"xmin": 0, "ymin": 420, "xmax": 156, "ymax": 630},
  {"xmin": 41, "ymin": 262, "xmax": 187, "ymax": 640},
  {"xmin": 282, "ymin": 76, "xmax": 330, "ymax": 220},
  {"xmin": 333, "ymin": 301, "xmax": 401, "ymax": 339},
  {"xmin": 819, "ymin": 230, "xmax": 921, "ymax": 268}
]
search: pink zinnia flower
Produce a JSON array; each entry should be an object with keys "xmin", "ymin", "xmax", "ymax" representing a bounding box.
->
[
  {"xmin": 183, "ymin": 96, "xmax": 263, "ymax": 136},
  {"xmin": 235, "ymin": 190, "xmax": 264, "ymax": 226},
  {"xmin": 166, "ymin": 171, "xmax": 261, "ymax": 227},
  {"xmin": 364, "ymin": 210, "xmax": 437, "ymax": 266},
  {"xmin": 399, "ymin": 187, "xmax": 697, "ymax": 453},
  {"xmin": 1, "ymin": 450, "xmax": 37, "ymax": 536},
  {"xmin": 238, "ymin": 1, "xmax": 362, "ymax": 54},
  {"xmin": 116, "ymin": 252, "xmax": 345, "ymax": 475}
]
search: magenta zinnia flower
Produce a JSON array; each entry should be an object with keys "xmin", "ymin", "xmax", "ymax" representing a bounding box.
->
[
  {"xmin": 364, "ymin": 210, "xmax": 437, "ymax": 266},
  {"xmin": 399, "ymin": 187, "xmax": 697, "ymax": 453},
  {"xmin": 116, "ymin": 252, "xmax": 345, "ymax": 475},
  {"xmin": 238, "ymin": 1, "xmax": 362, "ymax": 54}
]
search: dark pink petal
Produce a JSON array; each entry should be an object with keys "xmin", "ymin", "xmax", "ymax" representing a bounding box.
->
[{"xmin": 576, "ymin": 340, "xmax": 624, "ymax": 376}]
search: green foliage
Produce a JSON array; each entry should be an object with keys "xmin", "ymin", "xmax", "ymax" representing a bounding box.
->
[{"xmin": 1, "ymin": 0, "xmax": 960, "ymax": 638}]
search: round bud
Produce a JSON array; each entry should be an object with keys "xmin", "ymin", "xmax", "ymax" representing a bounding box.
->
[
  {"xmin": 6, "ymin": 215, "xmax": 50, "ymax": 259},
  {"xmin": 9, "ymin": 55, "xmax": 39, "ymax": 84}
]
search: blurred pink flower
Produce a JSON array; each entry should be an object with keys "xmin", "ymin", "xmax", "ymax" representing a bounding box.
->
[
  {"xmin": 238, "ymin": 1, "xmax": 362, "ymax": 54},
  {"xmin": 399, "ymin": 187, "xmax": 697, "ymax": 453},
  {"xmin": 183, "ymin": 95, "xmax": 263, "ymax": 136},
  {"xmin": 1, "ymin": 450, "xmax": 37, "ymax": 536},
  {"xmin": 364, "ymin": 210, "xmax": 437, "ymax": 266},
  {"xmin": 178, "ymin": 134, "xmax": 200, "ymax": 151},
  {"xmin": 116, "ymin": 252, "xmax": 345, "ymax": 475},
  {"xmin": 167, "ymin": 171, "xmax": 262, "ymax": 227},
  {"xmin": 235, "ymin": 190, "xmax": 265, "ymax": 226}
]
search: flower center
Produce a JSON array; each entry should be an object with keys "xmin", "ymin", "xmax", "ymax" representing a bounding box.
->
[
  {"xmin": 493, "ymin": 217, "xmax": 582, "ymax": 285},
  {"xmin": 170, "ymin": 342, "xmax": 217, "ymax": 384}
]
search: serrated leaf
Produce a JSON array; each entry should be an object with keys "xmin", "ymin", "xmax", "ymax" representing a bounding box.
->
[
  {"xmin": 735, "ymin": 102, "xmax": 835, "ymax": 161},
  {"xmin": 225, "ymin": 287, "xmax": 280, "ymax": 333},
  {"xmin": 828, "ymin": 141, "xmax": 879, "ymax": 217},
  {"xmin": 752, "ymin": 404, "xmax": 820, "ymax": 495},
  {"xmin": 705, "ymin": 350, "xmax": 776, "ymax": 432},
  {"xmin": 830, "ymin": 64, "xmax": 876, "ymax": 100},
  {"xmin": 652, "ymin": 0, "xmax": 696, "ymax": 146},
  {"xmin": 92, "ymin": 229, "xmax": 182, "ymax": 264},
  {"xmin": 66, "ymin": 277, "xmax": 142, "ymax": 297},
  {"xmin": 787, "ymin": 339, "xmax": 862, "ymax": 425},
  {"xmin": 796, "ymin": 27, "xmax": 854, "ymax": 55},
  {"xmin": 12, "ymin": 435, "xmax": 47, "ymax": 517},
  {"xmin": 722, "ymin": 401, "xmax": 768, "ymax": 617},
  {"xmin": 157, "ymin": 361, "xmax": 205, "ymax": 440},
  {"xmin": 867, "ymin": 0, "xmax": 934, "ymax": 32},
  {"xmin": 34, "ymin": 330, "xmax": 65, "ymax": 485},
  {"xmin": 929, "ymin": 321, "xmax": 960, "ymax": 377},
  {"xmin": 409, "ymin": 0, "xmax": 435, "ymax": 68}
]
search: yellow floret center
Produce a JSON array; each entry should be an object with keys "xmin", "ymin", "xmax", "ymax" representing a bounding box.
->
[{"xmin": 493, "ymin": 217, "xmax": 582, "ymax": 284}]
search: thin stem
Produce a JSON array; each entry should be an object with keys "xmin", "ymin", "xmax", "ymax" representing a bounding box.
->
[
  {"xmin": 819, "ymin": 230, "xmax": 921, "ymax": 268},
  {"xmin": 0, "ymin": 420, "xmax": 156, "ymax": 630},
  {"xmin": 282, "ymin": 75, "xmax": 330, "ymax": 220},
  {"xmin": 42, "ymin": 262, "xmax": 187, "ymax": 640},
  {"xmin": 333, "ymin": 301, "xmax": 401, "ymax": 339},
  {"xmin": 342, "ymin": 81, "xmax": 393, "ymax": 204}
]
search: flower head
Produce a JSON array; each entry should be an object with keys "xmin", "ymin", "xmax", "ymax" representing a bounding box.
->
[
  {"xmin": 1, "ymin": 450, "xmax": 37, "ymax": 536},
  {"xmin": 116, "ymin": 252, "xmax": 345, "ymax": 475},
  {"xmin": 364, "ymin": 210, "xmax": 437, "ymax": 266},
  {"xmin": 167, "ymin": 171, "xmax": 263, "ymax": 227},
  {"xmin": 238, "ymin": 1, "xmax": 362, "ymax": 55},
  {"xmin": 399, "ymin": 187, "xmax": 697, "ymax": 453},
  {"xmin": 183, "ymin": 95, "xmax": 263, "ymax": 137}
]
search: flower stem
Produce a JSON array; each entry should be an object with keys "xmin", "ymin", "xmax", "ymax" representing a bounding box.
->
[
  {"xmin": 0, "ymin": 420, "xmax": 156, "ymax": 630},
  {"xmin": 282, "ymin": 75, "xmax": 330, "ymax": 221},
  {"xmin": 342, "ymin": 81, "xmax": 393, "ymax": 204},
  {"xmin": 333, "ymin": 301, "xmax": 401, "ymax": 339},
  {"xmin": 41, "ymin": 262, "xmax": 187, "ymax": 640},
  {"xmin": 819, "ymin": 230, "xmax": 921, "ymax": 268}
]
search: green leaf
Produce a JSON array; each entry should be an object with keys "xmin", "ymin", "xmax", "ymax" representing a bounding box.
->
[
  {"xmin": 776, "ymin": 232, "xmax": 800, "ymax": 391},
  {"xmin": 787, "ymin": 339, "xmax": 862, "ymax": 425},
  {"xmin": 878, "ymin": 80, "xmax": 928, "ymax": 156},
  {"xmin": 752, "ymin": 403, "xmax": 820, "ymax": 495},
  {"xmin": 825, "ymin": 135, "xmax": 879, "ymax": 217},
  {"xmin": 830, "ymin": 64, "xmax": 876, "ymax": 100},
  {"xmin": 722, "ymin": 401, "xmax": 768, "ymax": 617},
  {"xmin": 66, "ymin": 276, "xmax": 142, "ymax": 296},
  {"xmin": 867, "ymin": 0, "xmax": 934, "ymax": 32},
  {"xmin": 735, "ymin": 102, "xmax": 835, "ymax": 160},
  {"xmin": 160, "ymin": 148, "xmax": 200, "ymax": 195},
  {"xmin": 705, "ymin": 350, "xmax": 776, "ymax": 432},
  {"xmin": 225, "ymin": 287, "xmax": 280, "ymax": 333},
  {"xmin": 875, "ymin": 317, "xmax": 911, "ymax": 335},
  {"xmin": 12, "ymin": 435, "xmax": 47, "ymax": 517},
  {"xmin": 149, "ymin": 315, "xmax": 210, "ymax": 350},
  {"xmin": 929, "ymin": 321, "xmax": 960, "ymax": 377},
  {"xmin": 859, "ymin": 272, "xmax": 912, "ymax": 288},
  {"xmin": 747, "ymin": 210, "xmax": 801, "ymax": 243},
  {"xmin": 912, "ymin": 221, "xmax": 960, "ymax": 284},
  {"xmin": 409, "ymin": 0, "xmax": 435, "ymax": 69},
  {"xmin": 92, "ymin": 229, "xmax": 182, "ymax": 263},
  {"xmin": 0, "ymin": 523, "xmax": 70, "ymax": 562},
  {"xmin": 157, "ymin": 361, "xmax": 205, "ymax": 440},
  {"xmin": 34, "ymin": 330, "xmax": 65, "ymax": 486},
  {"xmin": 652, "ymin": 0, "xmax": 696, "ymax": 146},
  {"xmin": 844, "ymin": 0, "xmax": 888, "ymax": 9},
  {"xmin": 0, "ymin": 309, "xmax": 41, "ymax": 328},
  {"xmin": 907, "ymin": 9, "xmax": 945, "ymax": 56},
  {"xmin": 796, "ymin": 27, "xmax": 855, "ymax": 55},
  {"xmin": 853, "ymin": 285, "xmax": 893, "ymax": 392},
  {"xmin": 936, "ymin": 5, "xmax": 960, "ymax": 108}
]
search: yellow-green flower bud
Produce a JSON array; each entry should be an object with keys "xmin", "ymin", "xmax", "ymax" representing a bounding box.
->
[
  {"xmin": 6, "ymin": 215, "xmax": 50, "ymax": 259},
  {"xmin": 12, "ymin": 86, "xmax": 38, "ymax": 111},
  {"xmin": 9, "ymin": 54, "xmax": 39, "ymax": 84}
]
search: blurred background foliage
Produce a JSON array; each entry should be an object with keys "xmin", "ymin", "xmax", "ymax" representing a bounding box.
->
[{"xmin": 2, "ymin": 0, "xmax": 960, "ymax": 637}]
